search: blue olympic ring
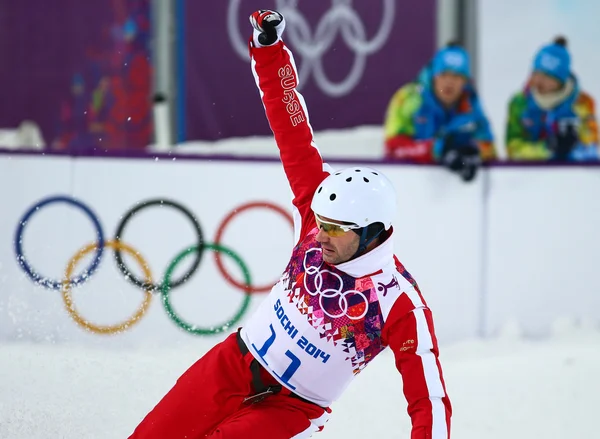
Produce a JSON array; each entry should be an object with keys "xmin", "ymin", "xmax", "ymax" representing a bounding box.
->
[{"xmin": 14, "ymin": 195, "xmax": 105, "ymax": 290}]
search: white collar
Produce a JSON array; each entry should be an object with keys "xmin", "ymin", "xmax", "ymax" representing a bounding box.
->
[
  {"xmin": 333, "ymin": 230, "xmax": 395, "ymax": 278},
  {"xmin": 531, "ymin": 78, "xmax": 575, "ymax": 110}
]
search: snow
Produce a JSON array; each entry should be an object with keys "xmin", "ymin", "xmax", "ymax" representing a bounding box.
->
[
  {"xmin": 158, "ymin": 125, "xmax": 386, "ymax": 160},
  {"xmin": 1, "ymin": 328, "xmax": 599, "ymax": 438}
]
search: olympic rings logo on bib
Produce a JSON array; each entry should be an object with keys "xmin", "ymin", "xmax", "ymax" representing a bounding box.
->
[
  {"xmin": 14, "ymin": 196, "xmax": 293, "ymax": 336},
  {"xmin": 227, "ymin": 0, "xmax": 395, "ymax": 97},
  {"xmin": 302, "ymin": 248, "xmax": 369, "ymax": 320}
]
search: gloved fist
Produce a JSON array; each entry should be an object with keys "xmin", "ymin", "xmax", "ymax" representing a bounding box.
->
[
  {"xmin": 250, "ymin": 10, "xmax": 285, "ymax": 47},
  {"xmin": 548, "ymin": 117, "xmax": 579, "ymax": 161},
  {"xmin": 437, "ymin": 135, "xmax": 482, "ymax": 182}
]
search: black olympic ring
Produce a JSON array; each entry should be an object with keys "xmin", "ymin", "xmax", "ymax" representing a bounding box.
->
[{"xmin": 113, "ymin": 199, "xmax": 205, "ymax": 292}]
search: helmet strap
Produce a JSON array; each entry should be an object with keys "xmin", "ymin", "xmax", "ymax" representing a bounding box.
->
[{"xmin": 351, "ymin": 223, "xmax": 386, "ymax": 260}]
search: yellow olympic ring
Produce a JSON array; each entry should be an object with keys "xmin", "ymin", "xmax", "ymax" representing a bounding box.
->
[{"xmin": 61, "ymin": 240, "xmax": 153, "ymax": 335}]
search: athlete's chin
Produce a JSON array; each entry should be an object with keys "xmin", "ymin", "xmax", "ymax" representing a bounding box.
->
[
  {"xmin": 323, "ymin": 252, "xmax": 348, "ymax": 265},
  {"xmin": 322, "ymin": 252, "xmax": 339, "ymax": 265}
]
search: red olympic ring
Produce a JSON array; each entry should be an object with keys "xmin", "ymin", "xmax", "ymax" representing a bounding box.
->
[{"xmin": 214, "ymin": 201, "xmax": 294, "ymax": 293}]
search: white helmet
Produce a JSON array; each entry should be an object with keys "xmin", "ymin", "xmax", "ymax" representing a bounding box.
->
[{"xmin": 311, "ymin": 167, "xmax": 397, "ymax": 230}]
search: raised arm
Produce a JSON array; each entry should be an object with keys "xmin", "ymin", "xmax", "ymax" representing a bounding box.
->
[{"xmin": 249, "ymin": 10, "xmax": 330, "ymax": 242}]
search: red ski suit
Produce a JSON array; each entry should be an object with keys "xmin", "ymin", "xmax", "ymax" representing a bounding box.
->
[{"xmin": 128, "ymin": 39, "xmax": 451, "ymax": 439}]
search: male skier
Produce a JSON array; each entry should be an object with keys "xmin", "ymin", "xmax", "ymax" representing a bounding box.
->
[{"xmin": 129, "ymin": 10, "xmax": 451, "ymax": 439}]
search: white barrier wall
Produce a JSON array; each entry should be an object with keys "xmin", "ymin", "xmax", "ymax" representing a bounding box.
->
[
  {"xmin": 484, "ymin": 167, "xmax": 600, "ymax": 336},
  {"xmin": 0, "ymin": 154, "xmax": 598, "ymax": 347}
]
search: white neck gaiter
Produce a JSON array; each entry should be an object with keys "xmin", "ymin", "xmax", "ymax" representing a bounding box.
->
[{"xmin": 531, "ymin": 78, "xmax": 575, "ymax": 110}]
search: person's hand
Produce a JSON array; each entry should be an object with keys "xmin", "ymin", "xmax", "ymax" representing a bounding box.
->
[
  {"xmin": 249, "ymin": 10, "xmax": 285, "ymax": 47},
  {"xmin": 548, "ymin": 117, "xmax": 579, "ymax": 161},
  {"xmin": 436, "ymin": 135, "xmax": 482, "ymax": 182}
]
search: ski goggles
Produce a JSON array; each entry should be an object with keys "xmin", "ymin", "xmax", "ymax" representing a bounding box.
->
[{"xmin": 314, "ymin": 214, "xmax": 361, "ymax": 237}]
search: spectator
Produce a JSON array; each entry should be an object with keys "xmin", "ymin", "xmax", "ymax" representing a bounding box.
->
[
  {"xmin": 506, "ymin": 36, "xmax": 599, "ymax": 161},
  {"xmin": 384, "ymin": 42, "xmax": 495, "ymax": 182}
]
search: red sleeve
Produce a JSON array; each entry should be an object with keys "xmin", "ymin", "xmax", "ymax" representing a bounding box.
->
[
  {"xmin": 385, "ymin": 135, "xmax": 434, "ymax": 163},
  {"xmin": 382, "ymin": 303, "xmax": 452, "ymax": 438},
  {"xmin": 250, "ymin": 41, "xmax": 330, "ymax": 242}
]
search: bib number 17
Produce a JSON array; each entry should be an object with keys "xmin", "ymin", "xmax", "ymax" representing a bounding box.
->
[{"xmin": 251, "ymin": 324, "xmax": 301, "ymax": 390}]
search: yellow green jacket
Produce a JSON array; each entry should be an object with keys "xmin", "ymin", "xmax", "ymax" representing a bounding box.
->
[
  {"xmin": 506, "ymin": 78, "xmax": 599, "ymax": 160},
  {"xmin": 384, "ymin": 81, "xmax": 496, "ymax": 162}
]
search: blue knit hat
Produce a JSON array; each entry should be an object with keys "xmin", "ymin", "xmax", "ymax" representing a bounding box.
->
[
  {"xmin": 533, "ymin": 38, "xmax": 571, "ymax": 83},
  {"xmin": 431, "ymin": 45, "xmax": 471, "ymax": 78}
]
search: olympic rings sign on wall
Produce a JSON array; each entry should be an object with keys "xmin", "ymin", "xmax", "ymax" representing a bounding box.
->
[
  {"xmin": 14, "ymin": 195, "xmax": 293, "ymax": 336},
  {"xmin": 227, "ymin": 0, "xmax": 395, "ymax": 97}
]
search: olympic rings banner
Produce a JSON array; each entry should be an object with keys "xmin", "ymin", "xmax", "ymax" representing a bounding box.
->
[
  {"xmin": 13, "ymin": 196, "xmax": 294, "ymax": 337},
  {"xmin": 180, "ymin": 0, "xmax": 436, "ymax": 141},
  {"xmin": 0, "ymin": 154, "xmax": 486, "ymax": 347},
  {"xmin": 0, "ymin": 156, "xmax": 303, "ymax": 345},
  {"xmin": 3, "ymin": 154, "xmax": 598, "ymax": 347}
]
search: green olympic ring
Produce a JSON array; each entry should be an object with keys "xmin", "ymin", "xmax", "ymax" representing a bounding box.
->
[{"xmin": 162, "ymin": 243, "xmax": 252, "ymax": 335}]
